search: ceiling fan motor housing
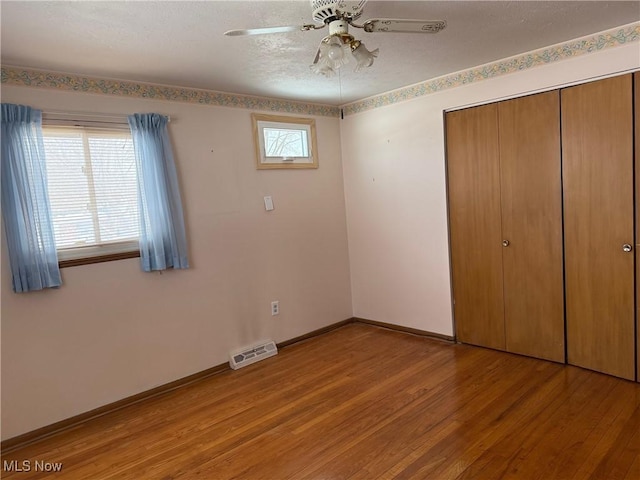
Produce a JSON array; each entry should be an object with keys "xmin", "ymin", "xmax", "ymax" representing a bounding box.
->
[
  {"xmin": 328, "ymin": 20, "xmax": 349, "ymax": 36},
  {"xmin": 311, "ymin": 0, "xmax": 367, "ymax": 23}
]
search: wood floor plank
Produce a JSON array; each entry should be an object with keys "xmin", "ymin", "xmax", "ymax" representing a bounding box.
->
[
  {"xmin": 304, "ymin": 353, "xmax": 556, "ymax": 479},
  {"xmin": 573, "ymin": 402, "xmax": 640, "ymax": 480},
  {"xmin": 384, "ymin": 363, "xmax": 570, "ymax": 479},
  {"xmin": 172, "ymin": 333, "xmax": 459, "ymax": 479},
  {"xmin": 518, "ymin": 381, "xmax": 639, "ymax": 480},
  {"xmin": 456, "ymin": 370, "xmax": 603, "ymax": 479},
  {"xmin": 435, "ymin": 367, "xmax": 573, "ymax": 479},
  {"xmin": 1, "ymin": 323, "xmax": 639, "ymax": 479}
]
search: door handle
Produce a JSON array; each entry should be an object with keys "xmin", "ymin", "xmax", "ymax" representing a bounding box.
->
[
  {"xmin": 623, "ymin": 244, "xmax": 633, "ymax": 252},
  {"xmin": 502, "ymin": 240, "xmax": 510, "ymax": 247}
]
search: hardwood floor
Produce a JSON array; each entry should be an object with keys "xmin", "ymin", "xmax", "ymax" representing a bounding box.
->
[{"xmin": 2, "ymin": 323, "xmax": 639, "ymax": 479}]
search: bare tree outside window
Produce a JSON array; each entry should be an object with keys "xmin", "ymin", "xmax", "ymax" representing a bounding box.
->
[{"xmin": 264, "ymin": 128, "xmax": 309, "ymax": 157}]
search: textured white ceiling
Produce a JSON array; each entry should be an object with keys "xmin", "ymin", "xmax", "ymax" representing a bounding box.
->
[{"xmin": 1, "ymin": 1, "xmax": 639, "ymax": 105}]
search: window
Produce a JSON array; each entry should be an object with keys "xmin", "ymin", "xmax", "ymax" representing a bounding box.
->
[
  {"xmin": 251, "ymin": 113, "xmax": 318, "ymax": 169},
  {"xmin": 264, "ymin": 127, "xmax": 309, "ymax": 157},
  {"xmin": 42, "ymin": 124, "xmax": 140, "ymax": 265}
]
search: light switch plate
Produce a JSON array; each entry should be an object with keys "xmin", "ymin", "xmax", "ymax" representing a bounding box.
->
[{"xmin": 264, "ymin": 195, "xmax": 274, "ymax": 211}]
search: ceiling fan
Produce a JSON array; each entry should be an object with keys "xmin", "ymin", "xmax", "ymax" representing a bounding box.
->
[{"xmin": 224, "ymin": 0, "xmax": 446, "ymax": 77}]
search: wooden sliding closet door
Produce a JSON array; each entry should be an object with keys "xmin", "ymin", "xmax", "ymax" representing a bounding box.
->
[
  {"xmin": 562, "ymin": 75, "xmax": 635, "ymax": 380},
  {"xmin": 498, "ymin": 92, "xmax": 564, "ymax": 363},
  {"xmin": 447, "ymin": 104, "xmax": 505, "ymax": 350},
  {"xmin": 636, "ymin": 72, "xmax": 640, "ymax": 382}
]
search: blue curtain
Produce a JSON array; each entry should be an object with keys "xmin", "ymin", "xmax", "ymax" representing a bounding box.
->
[
  {"xmin": 128, "ymin": 113, "xmax": 189, "ymax": 271},
  {"xmin": 1, "ymin": 104, "xmax": 62, "ymax": 292}
]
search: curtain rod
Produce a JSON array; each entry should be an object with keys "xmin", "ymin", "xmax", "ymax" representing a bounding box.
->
[{"xmin": 42, "ymin": 110, "xmax": 172, "ymax": 123}]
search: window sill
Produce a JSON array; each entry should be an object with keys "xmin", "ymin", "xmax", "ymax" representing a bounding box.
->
[{"xmin": 59, "ymin": 250, "xmax": 140, "ymax": 268}]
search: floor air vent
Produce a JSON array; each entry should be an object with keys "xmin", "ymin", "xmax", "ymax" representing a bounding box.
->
[{"xmin": 229, "ymin": 340, "xmax": 278, "ymax": 370}]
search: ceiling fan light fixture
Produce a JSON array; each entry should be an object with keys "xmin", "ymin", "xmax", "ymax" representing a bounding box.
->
[
  {"xmin": 310, "ymin": 57, "xmax": 337, "ymax": 77},
  {"xmin": 310, "ymin": 65, "xmax": 337, "ymax": 77},
  {"xmin": 228, "ymin": 0, "xmax": 447, "ymax": 79},
  {"xmin": 325, "ymin": 35, "xmax": 351, "ymax": 66},
  {"xmin": 350, "ymin": 39, "xmax": 378, "ymax": 71},
  {"xmin": 310, "ymin": 34, "xmax": 352, "ymax": 75}
]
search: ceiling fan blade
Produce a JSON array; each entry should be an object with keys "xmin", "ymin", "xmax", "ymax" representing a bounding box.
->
[
  {"xmin": 362, "ymin": 19, "xmax": 447, "ymax": 34},
  {"xmin": 224, "ymin": 25, "xmax": 307, "ymax": 36}
]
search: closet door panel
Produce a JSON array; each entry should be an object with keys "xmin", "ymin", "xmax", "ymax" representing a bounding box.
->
[
  {"xmin": 446, "ymin": 104, "xmax": 505, "ymax": 350},
  {"xmin": 562, "ymin": 74, "xmax": 635, "ymax": 380},
  {"xmin": 636, "ymin": 72, "xmax": 640, "ymax": 382},
  {"xmin": 498, "ymin": 92, "xmax": 564, "ymax": 363}
]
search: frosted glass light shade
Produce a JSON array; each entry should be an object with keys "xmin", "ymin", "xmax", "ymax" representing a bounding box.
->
[
  {"xmin": 325, "ymin": 36, "xmax": 350, "ymax": 69},
  {"xmin": 310, "ymin": 58, "xmax": 336, "ymax": 77},
  {"xmin": 351, "ymin": 41, "xmax": 379, "ymax": 72}
]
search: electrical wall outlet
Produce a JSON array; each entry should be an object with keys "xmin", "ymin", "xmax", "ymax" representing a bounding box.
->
[{"xmin": 271, "ymin": 301, "xmax": 279, "ymax": 316}]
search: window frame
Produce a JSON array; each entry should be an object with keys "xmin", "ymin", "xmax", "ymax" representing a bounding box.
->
[
  {"xmin": 251, "ymin": 113, "xmax": 319, "ymax": 169},
  {"xmin": 41, "ymin": 117, "xmax": 140, "ymax": 268}
]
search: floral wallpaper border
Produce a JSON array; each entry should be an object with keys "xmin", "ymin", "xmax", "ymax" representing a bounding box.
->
[
  {"xmin": 2, "ymin": 22, "xmax": 638, "ymax": 118},
  {"xmin": 342, "ymin": 22, "xmax": 640, "ymax": 116},
  {"xmin": 0, "ymin": 67, "xmax": 341, "ymax": 118}
]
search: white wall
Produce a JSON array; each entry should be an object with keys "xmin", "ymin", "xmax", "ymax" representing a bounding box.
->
[
  {"xmin": 1, "ymin": 86, "xmax": 352, "ymax": 440},
  {"xmin": 341, "ymin": 42, "xmax": 640, "ymax": 337}
]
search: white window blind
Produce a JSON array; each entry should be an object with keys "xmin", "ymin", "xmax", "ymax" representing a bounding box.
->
[{"xmin": 42, "ymin": 125, "xmax": 139, "ymax": 261}]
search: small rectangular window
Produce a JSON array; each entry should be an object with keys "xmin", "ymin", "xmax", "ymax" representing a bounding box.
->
[
  {"xmin": 42, "ymin": 124, "xmax": 140, "ymax": 264},
  {"xmin": 252, "ymin": 114, "xmax": 318, "ymax": 169}
]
